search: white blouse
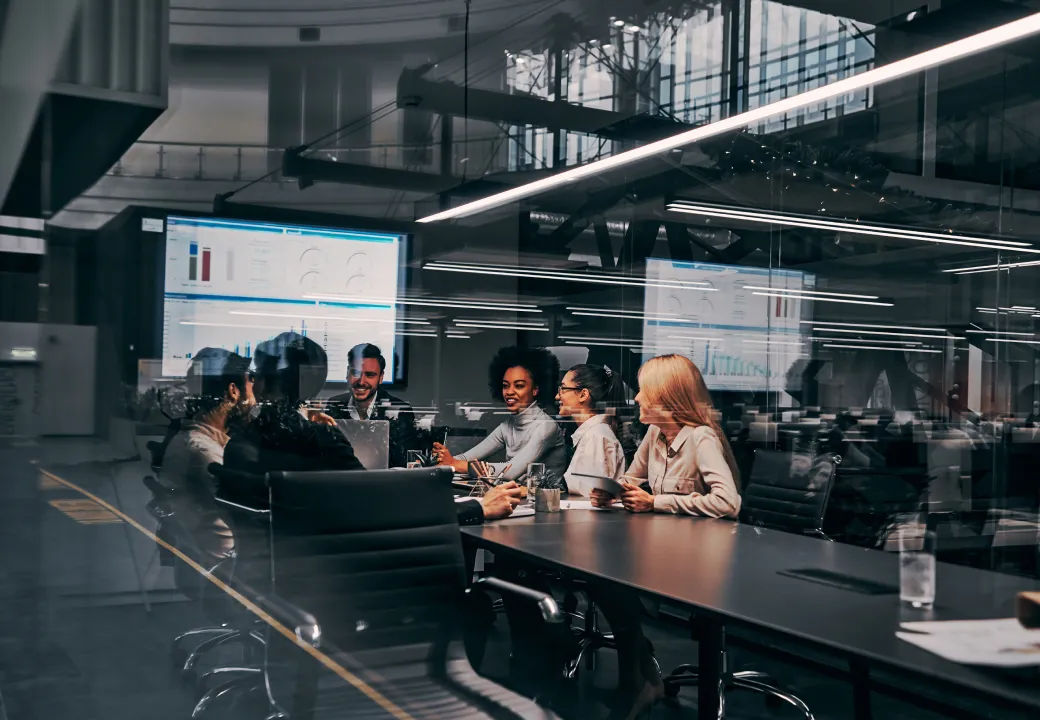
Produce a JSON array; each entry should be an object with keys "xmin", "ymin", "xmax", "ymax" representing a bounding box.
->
[{"xmin": 564, "ymin": 414, "xmax": 625, "ymax": 496}]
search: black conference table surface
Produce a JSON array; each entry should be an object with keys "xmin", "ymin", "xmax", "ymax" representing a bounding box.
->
[{"xmin": 461, "ymin": 508, "xmax": 1040, "ymax": 719}]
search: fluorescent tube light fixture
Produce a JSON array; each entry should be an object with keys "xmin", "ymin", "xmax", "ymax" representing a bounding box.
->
[
  {"xmin": 418, "ymin": 12, "xmax": 1040, "ymax": 223},
  {"xmin": 669, "ymin": 203, "xmax": 1034, "ymax": 253},
  {"xmin": 801, "ymin": 321, "xmax": 947, "ymax": 333},
  {"xmin": 742, "ymin": 285, "xmax": 880, "ymax": 300},
  {"xmin": 823, "ymin": 343, "xmax": 943, "ymax": 354},
  {"xmin": 752, "ymin": 292, "xmax": 893, "ymax": 307}
]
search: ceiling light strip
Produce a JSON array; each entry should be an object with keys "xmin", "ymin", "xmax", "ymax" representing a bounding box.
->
[
  {"xmin": 571, "ymin": 311, "xmax": 698, "ymax": 322},
  {"xmin": 669, "ymin": 203, "xmax": 1034, "ymax": 252},
  {"xmin": 985, "ymin": 338, "xmax": 1040, "ymax": 345},
  {"xmin": 801, "ymin": 320, "xmax": 947, "ymax": 333},
  {"xmin": 454, "ymin": 322, "xmax": 550, "ymax": 331},
  {"xmin": 752, "ymin": 292, "xmax": 893, "ymax": 307},
  {"xmin": 303, "ymin": 293, "xmax": 541, "ymax": 313},
  {"xmin": 228, "ymin": 311, "xmax": 430, "ymax": 325},
  {"xmin": 429, "ymin": 261, "xmax": 710, "ymax": 286},
  {"xmin": 823, "ymin": 343, "xmax": 944, "ymax": 354},
  {"xmin": 810, "ymin": 337, "xmax": 923, "ymax": 346},
  {"xmin": 741, "ymin": 285, "xmax": 879, "ymax": 300},
  {"xmin": 966, "ymin": 329, "xmax": 1035, "ymax": 336},
  {"xmin": 811, "ymin": 327, "xmax": 958, "ymax": 340},
  {"xmin": 418, "ymin": 13, "xmax": 1040, "ymax": 223},
  {"xmin": 946, "ymin": 260, "xmax": 1040, "ymax": 274},
  {"xmin": 424, "ymin": 263, "xmax": 719, "ymax": 291}
]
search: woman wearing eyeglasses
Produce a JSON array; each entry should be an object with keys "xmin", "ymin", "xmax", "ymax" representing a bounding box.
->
[{"xmin": 556, "ymin": 363, "xmax": 627, "ymax": 496}]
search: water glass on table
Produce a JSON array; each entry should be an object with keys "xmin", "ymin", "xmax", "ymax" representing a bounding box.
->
[
  {"xmin": 898, "ymin": 526, "xmax": 937, "ymax": 608},
  {"xmin": 526, "ymin": 463, "xmax": 546, "ymax": 508},
  {"xmin": 406, "ymin": 450, "xmax": 425, "ymax": 469}
]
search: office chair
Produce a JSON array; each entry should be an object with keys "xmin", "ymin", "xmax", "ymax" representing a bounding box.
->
[
  {"xmin": 661, "ymin": 450, "xmax": 840, "ymax": 719},
  {"xmin": 256, "ymin": 466, "xmax": 564, "ymax": 719}
]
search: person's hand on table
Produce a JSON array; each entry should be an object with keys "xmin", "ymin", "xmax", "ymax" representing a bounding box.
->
[
  {"xmin": 590, "ymin": 488, "xmax": 617, "ymax": 508},
  {"xmin": 432, "ymin": 442, "xmax": 469, "ymax": 473},
  {"xmin": 619, "ymin": 482, "xmax": 655, "ymax": 513},
  {"xmin": 480, "ymin": 481, "xmax": 524, "ymax": 520},
  {"xmin": 308, "ymin": 411, "xmax": 337, "ymax": 427}
]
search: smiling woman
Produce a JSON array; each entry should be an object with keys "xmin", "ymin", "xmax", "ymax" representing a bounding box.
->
[{"xmin": 432, "ymin": 346, "xmax": 567, "ymax": 481}]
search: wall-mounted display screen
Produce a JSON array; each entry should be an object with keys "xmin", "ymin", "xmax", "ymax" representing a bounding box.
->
[
  {"xmin": 642, "ymin": 259, "xmax": 814, "ymax": 392},
  {"xmin": 161, "ymin": 215, "xmax": 405, "ymax": 381}
]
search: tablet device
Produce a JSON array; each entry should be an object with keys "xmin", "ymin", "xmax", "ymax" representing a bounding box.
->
[{"xmin": 570, "ymin": 472, "xmax": 628, "ymax": 495}]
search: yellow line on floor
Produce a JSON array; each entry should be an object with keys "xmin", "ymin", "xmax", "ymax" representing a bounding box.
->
[{"xmin": 37, "ymin": 469, "xmax": 415, "ymax": 720}]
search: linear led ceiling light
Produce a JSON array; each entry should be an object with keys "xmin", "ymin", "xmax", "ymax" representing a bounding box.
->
[
  {"xmin": 823, "ymin": 343, "xmax": 943, "ymax": 354},
  {"xmin": 742, "ymin": 286, "xmax": 880, "ymax": 300},
  {"xmin": 228, "ymin": 311, "xmax": 430, "ymax": 325},
  {"xmin": 668, "ymin": 203, "xmax": 1035, "ymax": 253},
  {"xmin": 811, "ymin": 327, "xmax": 959, "ymax": 340},
  {"xmin": 454, "ymin": 322, "xmax": 550, "ymax": 331},
  {"xmin": 966, "ymin": 329, "xmax": 1035, "ymax": 336},
  {"xmin": 811, "ymin": 337, "xmax": 923, "ymax": 346},
  {"xmin": 986, "ymin": 338, "xmax": 1040, "ymax": 345},
  {"xmin": 752, "ymin": 291, "xmax": 894, "ymax": 307},
  {"xmin": 571, "ymin": 311, "xmax": 699, "ymax": 322},
  {"xmin": 303, "ymin": 293, "xmax": 541, "ymax": 313},
  {"xmin": 566, "ymin": 306, "xmax": 682, "ymax": 316},
  {"xmin": 801, "ymin": 320, "xmax": 947, "ymax": 333},
  {"xmin": 418, "ymin": 12, "xmax": 1040, "ymax": 223},
  {"xmin": 944, "ymin": 260, "xmax": 1040, "ymax": 274},
  {"xmin": 424, "ymin": 261, "xmax": 718, "ymax": 291}
]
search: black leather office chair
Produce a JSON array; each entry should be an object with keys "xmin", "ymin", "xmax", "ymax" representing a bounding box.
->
[
  {"xmin": 661, "ymin": 450, "xmax": 839, "ymax": 719},
  {"xmin": 141, "ymin": 454, "xmax": 266, "ymax": 717},
  {"xmin": 258, "ymin": 466, "xmax": 564, "ymax": 719},
  {"xmin": 740, "ymin": 449, "xmax": 840, "ymax": 538}
]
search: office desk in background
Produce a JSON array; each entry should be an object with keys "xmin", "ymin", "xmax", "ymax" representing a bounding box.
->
[{"xmin": 462, "ymin": 511, "xmax": 1040, "ymax": 720}]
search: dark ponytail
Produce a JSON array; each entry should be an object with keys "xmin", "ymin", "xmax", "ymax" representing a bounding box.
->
[{"xmin": 567, "ymin": 363, "xmax": 628, "ymax": 434}]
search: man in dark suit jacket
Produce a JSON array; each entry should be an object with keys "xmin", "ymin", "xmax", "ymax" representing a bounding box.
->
[{"xmin": 327, "ymin": 343, "xmax": 416, "ymax": 468}]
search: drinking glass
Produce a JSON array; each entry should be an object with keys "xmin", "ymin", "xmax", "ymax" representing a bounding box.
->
[
  {"xmin": 526, "ymin": 463, "xmax": 546, "ymax": 508},
  {"xmin": 898, "ymin": 527, "xmax": 937, "ymax": 608},
  {"xmin": 406, "ymin": 450, "xmax": 424, "ymax": 469}
]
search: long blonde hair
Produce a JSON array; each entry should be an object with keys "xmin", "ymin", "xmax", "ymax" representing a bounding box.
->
[{"xmin": 637, "ymin": 354, "xmax": 740, "ymax": 487}]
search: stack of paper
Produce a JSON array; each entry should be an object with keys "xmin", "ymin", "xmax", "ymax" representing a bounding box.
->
[{"xmin": 897, "ymin": 619, "xmax": 1040, "ymax": 667}]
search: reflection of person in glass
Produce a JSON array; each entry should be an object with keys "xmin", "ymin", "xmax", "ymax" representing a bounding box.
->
[
  {"xmin": 160, "ymin": 348, "xmax": 254, "ymax": 561},
  {"xmin": 556, "ymin": 363, "xmax": 627, "ymax": 496},
  {"xmin": 592, "ymin": 354, "xmax": 741, "ymax": 517},
  {"xmin": 433, "ymin": 346, "xmax": 566, "ymax": 481},
  {"xmin": 327, "ymin": 343, "xmax": 415, "ymax": 467}
]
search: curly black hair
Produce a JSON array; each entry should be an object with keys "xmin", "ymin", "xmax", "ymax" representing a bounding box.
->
[{"xmin": 487, "ymin": 346, "xmax": 560, "ymax": 408}]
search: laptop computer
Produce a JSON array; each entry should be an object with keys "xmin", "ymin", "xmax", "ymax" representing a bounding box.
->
[{"xmin": 335, "ymin": 420, "xmax": 390, "ymax": 470}]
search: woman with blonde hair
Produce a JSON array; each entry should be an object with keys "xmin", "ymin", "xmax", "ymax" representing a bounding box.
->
[
  {"xmin": 591, "ymin": 353, "xmax": 741, "ymax": 518},
  {"xmin": 588, "ymin": 355, "xmax": 741, "ymax": 718}
]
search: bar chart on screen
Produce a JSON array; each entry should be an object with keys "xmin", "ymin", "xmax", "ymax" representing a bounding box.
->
[{"xmin": 642, "ymin": 259, "xmax": 814, "ymax": 392}]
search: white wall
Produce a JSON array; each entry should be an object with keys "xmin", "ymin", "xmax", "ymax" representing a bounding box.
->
[{"xmin": 142, "ymin": 55, "xmax": 269, "ymax": 146}]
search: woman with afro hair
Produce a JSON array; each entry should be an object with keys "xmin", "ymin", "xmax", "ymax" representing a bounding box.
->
[{"xmin": 434, "ymin": 345, "xmax": 567, "ymax": 481}]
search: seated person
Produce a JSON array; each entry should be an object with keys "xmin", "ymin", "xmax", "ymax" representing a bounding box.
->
[
  {"xmin": 556, "ymin": 363, "xmax": 627, "ymax": 496},
  {"xmin": 224, "ymin": 332, "xmax": 364, "ymax": 474},
  {"xmin": 161, "ymin": 348, "xmax": 254, "ymax": 562},
  {"xmin": 588, "ymin": 354, "xmax": 742, "ymax": 718},
  {"xmin": 433, "ymin": 346, "xmax": 567, "ymax": 481},
  {"xmin": 326, "ymin": 342, "xmax": 416, "ymax": 468},
  {"xmin": 594, "ymin": 353, "xmax": 741, "ymax": 518}
]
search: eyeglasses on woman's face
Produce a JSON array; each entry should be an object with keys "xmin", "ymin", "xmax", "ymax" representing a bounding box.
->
[{"xmin": 557, "ymin": 385, "xmax": 583, "ymax": 394}]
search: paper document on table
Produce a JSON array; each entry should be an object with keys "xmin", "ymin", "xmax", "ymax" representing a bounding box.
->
[
  {"xmin": 897, "ymin": 618, "xmax": 1040, "ymax": 667},
  {"xmin": 560, "ymin": 499, "xmax": 615, "ymax": 511},
  {"xmin": 501, "ymin": 507, "xmax": 535, "ymax": 519}
]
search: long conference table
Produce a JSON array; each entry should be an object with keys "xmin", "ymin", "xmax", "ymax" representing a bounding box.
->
[{"xmin": 460, "ymin": 507, "xmax": 1040, "ymax": 720}]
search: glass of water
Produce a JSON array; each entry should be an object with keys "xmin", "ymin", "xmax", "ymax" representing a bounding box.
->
[
  {"xmin": 526, "ymin": 463, "xmax": 546, "ymax": 508},
  {"xmin": 898, "ymin": 527, "xmax": 937, "ymax": 608},
  {"xmin": 406, "ymin": 450, "xmax": 425, "ymax": 469}
]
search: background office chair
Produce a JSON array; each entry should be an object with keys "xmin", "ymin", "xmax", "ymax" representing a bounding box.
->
[
  {"xmin": 258, "ymin": 466, "xmax": 564, "ymax": 719},
  {"xmin": 661, "ymin": 450, "xmax": 840, "ymax": 719}
]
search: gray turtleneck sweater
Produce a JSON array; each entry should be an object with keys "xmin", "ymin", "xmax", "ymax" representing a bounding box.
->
[{"xmin": 457, "ymin": 403, "xmax": 567, "ymax": 481}]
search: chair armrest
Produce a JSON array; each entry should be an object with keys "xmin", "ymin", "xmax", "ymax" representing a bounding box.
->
[
  {"xmin": 470, "ymin": 576, "xmax": 564, "ymax": 624},
  {"xmin": 214, "ymin": 496, "xmax": 270, "ymax": 515},
  {"xmin": 253, "ymin": 593, "xmax": 322, "ymax": 648}
]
